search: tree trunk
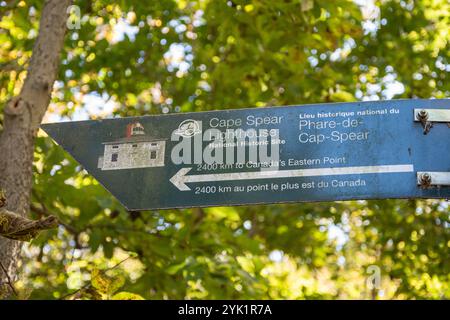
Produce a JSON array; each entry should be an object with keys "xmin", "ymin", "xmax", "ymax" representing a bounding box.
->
[{"xmin": 0, "ymin": 0, "xmax": 72, "ymax": 295}]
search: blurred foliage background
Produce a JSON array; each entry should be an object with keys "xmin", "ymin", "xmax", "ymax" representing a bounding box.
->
[{"xmin": 0, "ymin": 0, "xmax": 449, "ymax": 299}]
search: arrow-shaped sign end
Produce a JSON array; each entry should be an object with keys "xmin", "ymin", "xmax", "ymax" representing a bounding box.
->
[
  {"xmin": 170, "ymin": 167, "xmax": 193, "ymax": 191},
  {"xmin": 40, "ymin": 122, "xmax": 70, "ymax": 146}
]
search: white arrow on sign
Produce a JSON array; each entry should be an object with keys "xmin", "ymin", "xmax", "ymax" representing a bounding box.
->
[{"xmin": 170, "ymin": 164, "xmax": 414, "ymax": 191}]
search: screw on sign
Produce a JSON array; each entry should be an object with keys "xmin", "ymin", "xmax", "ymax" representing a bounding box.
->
[
  {"xmin": 419, "ymin": 173, "xmax": 432, "ymax": 188},
  {"xmin": 417, "ymin": 109, "xmax": 433, "ymax": 135}
]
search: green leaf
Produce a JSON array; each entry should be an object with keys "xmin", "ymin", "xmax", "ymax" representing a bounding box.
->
[
  {"xmin": 103, "ymin": 242, "xmax": 114, "ymax": 259},
  {"xmin": 112, "ymin": 292, "xmax": 145, "ymax": 300},
  {"xmin": 166, "ymin": 261, "xmax": 187, "ymax": 275}
]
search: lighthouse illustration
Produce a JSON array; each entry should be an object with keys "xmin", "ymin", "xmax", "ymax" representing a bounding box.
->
[{"xmin": 98, "ymin": 122, "xmax": 166, "ymax": 170}]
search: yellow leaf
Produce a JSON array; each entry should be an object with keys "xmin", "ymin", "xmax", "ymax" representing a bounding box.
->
[
  {"xmin": 91, "ymin": 269, "xmax": 125, "ymax": 295},
  {"xmin": 329, "ymin": 91, "xmax": 356, "ymax": 102},
  {"xmin": 91, "ymin": 269, "xmax": 111, "ymax": 293},
  {"xmin": 112, "ymin": 292, "xmax": 145, "ymax": 300}
]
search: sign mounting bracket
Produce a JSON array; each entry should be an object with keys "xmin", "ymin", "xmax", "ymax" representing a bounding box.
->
[
  {"xmin": 414, "ymin": 109, "xmax": 450, "ymax": 134},
  {"xmin": 417, "ymin": 172, "xmax": 450, "ymax": 188}
]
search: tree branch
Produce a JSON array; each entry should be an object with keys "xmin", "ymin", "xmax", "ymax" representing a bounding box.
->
[
  {"xmin": 0, "ymin": 59, "xmax": 26, "ymax": 73},
  {"xmin": 0, "ymin": 260, "xmax": 17, "ymax": 296}
]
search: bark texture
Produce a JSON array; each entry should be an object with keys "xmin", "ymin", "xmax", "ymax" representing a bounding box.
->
[{"xmin": 0, "ymin": 0, "xmax": 72, "ymax": 294}]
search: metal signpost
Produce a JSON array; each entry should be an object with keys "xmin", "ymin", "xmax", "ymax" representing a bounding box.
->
[{"xmin": 42, "ymin": 99, "xmax": 450, "ymax": 211}]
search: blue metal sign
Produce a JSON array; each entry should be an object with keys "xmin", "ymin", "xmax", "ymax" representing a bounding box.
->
[{"xmin": 41, "ymin": 99, "xmax": 450, "ymax": 210}]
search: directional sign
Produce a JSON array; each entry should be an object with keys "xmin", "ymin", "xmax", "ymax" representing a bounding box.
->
[{"xmin": 41, "ymin": 99, "xmax": 450, "ymax": 211}]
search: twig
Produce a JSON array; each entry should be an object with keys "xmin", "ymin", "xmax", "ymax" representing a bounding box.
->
[
  {"xmin": 0, "ymin": 260, "xmax": 17, "ymax": 297},
  {"xmin": 86, "ymin": 223, "xmax": 167, "ymax": 238},
  {"xmin": 59, "ymin": 255, "xmax": 133, "ymax": 300},
  {"xmin": 31, "ymin": 203, "xmax": 86, "ymax": 249},
  {"xmin": 0, "ymin": 60, "xmax": 25, "ymax": 73},
  {"xmin": 30, "ymin": 203, "xmax": 78, "ymax": 235}
]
